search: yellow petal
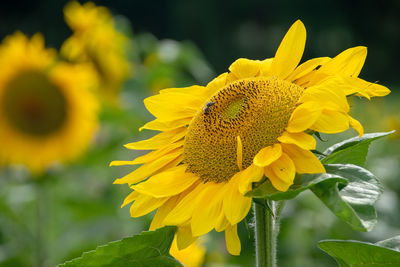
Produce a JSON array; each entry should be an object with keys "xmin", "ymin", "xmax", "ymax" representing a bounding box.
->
[
  {"xmin": 150, "ymin": 195, "xmax": 181, "ymax": 230},
  {"xmin": 205, "ymin": 72, "xmax": 228, "ymax": 97},
  {"xmin": 223, "ymin": 172, "xmax": 252, "ymax": 225},
  {"xmin": 300, "ymin": 80, "xmax": 350, "ymax": 112},
  {"xmin": 215, "ymin": 213, "xmax": 230, "ymax": 232},
  {"xmin": 124, "ymin": 127, "xmax": 187, "ymax": 150},
  {"xmin": 278, "ymin": 131, "xmax": 316, "ymax": 150},
  {"xmin": 144, "ymin": 92, "xmax": 202, "ymax": 120},
  {"xmin": 170, "ymin": 236, "xmax": 205, "ymax": 267},
  {"xmin": 340, "ymin": 76, "xmax": 391, "ymax": 98},
  {"xmin": 228, "ymin": 58, "xmax": 261, "ymax": 79},
  {"xmin": 349, "ymin": 115, "xmax": 364, "ymax": 137},
  {"xmin": 139, "ymin": 117, "xmax": 192, "ymax": 132},
  {"xmin": 310, "ymin": 109, "xmax": 349, "ymax": 134},
  {"xmin": 113, "ymin": 150, "xmax": 182, "ymax": 185},
  {"xmin": 236, "ymin": 136, "xmax": 243, "ymax": 171},
  {"xmin": 253, "ymin": 143, "xmax": 282, "ymax": 167},
  {"xmin": 238, "ymin": 164, "xmax": 264, "ymax": 195},
  {"xmin": 132, "ymin": 165, "xmax": 199, "ymax": 198},
  {"xmin": 163, "ymin": 183, "xmax": 206, "ymax": 225},
  {"xmin": 130, "ymin": 194, "xmax": 168, "ymax": 217},
  {"xmin": 159, "ymin": 85, "xmax": 208, "ymax": 98},
  {"xmin": 152, "ymin": 154, "xmax": 183, "ymax": 175},
  {"xmin": 264, "ymin": 166, "xmax": 292, "ymax": 191},
  {"xmin": 311, "ymin": 75, "xmax": 359, "ymax": 96},
  {"xmin": 318, "ymin": 46, "xmax": 367, "ymax": 77},
  {"xmin": 111, "ymin": 141, "xmax": 183, "ymax": 166},
  {"xmin": 296, "ymin": 47, "xmax": 368, "ymax": 87},
  {"xmin": 176, "ymin": 225, "xmax": 197, "ymax": 250},
  {"xmin": 121, "ymin": 190, "xmax": 139, "ymax": 208},
  {"xmin": 282, "ymin": 143, "xmax": 325, "ymax": 174},
  {"xmin": 264, "ymin": 153, "xmax": 295, "ymax": 191},
  {"xmin": 287, "ymin": 57, "xmax": 331, "ymax": 82},
  {"xmin": 109, "ymin": 160, "xmax": 137, "ymax": 167},
  {"xmin": 286, "ymin": 102, "xmax": 322, "ymax": 133},
  {"xmin": 270, "ymin": 20, "xmax": 306, "ymax": 79},
  {"xmin": 130, "ymin": 141, "xmax": 184, "ymax": 165},
  {"xmin": 225, "ymin": 224, "xmax": 241, "ymax": 255},
  {"xmin": 362, "ymin": 82, "xmax": 391, "ymax": 98},
  {"xmin": 226, "ymin": 72, "xmax": 239, "ymax": 84},
  {"xmin": 259, "ymin": 58, "xmax": 274, "ymax": 76},
  {"xmin": 191, "ymin": 183, "xmax": 227, "ymax": 236}
]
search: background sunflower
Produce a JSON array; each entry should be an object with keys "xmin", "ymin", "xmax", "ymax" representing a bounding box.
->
[
  {"xmin": 61, "ymin": 1, "xmax": 131, "ymax": 105},
  {"xmin": 0, "ymin": 32, "xmax": 99, "ymax": 174}
]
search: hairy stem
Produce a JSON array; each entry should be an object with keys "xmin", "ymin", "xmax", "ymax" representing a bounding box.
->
[{"xmin": 254, "ymin": 200, "xmax": 284, "ymax": 267}]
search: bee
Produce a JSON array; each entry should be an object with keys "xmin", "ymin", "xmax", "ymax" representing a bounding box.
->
[{"xmin": 203, "ymin": 101, "xmax": 215, "ymax": 115}]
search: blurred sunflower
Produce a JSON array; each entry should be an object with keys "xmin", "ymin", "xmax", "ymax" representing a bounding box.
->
[
  {"xmin": 385, "ymin": 115, "xmax": 400, "ymax": 139},
  {"xmin": 61, "ymin": 1, "xmax": 131, "ymax": 104},
  {"xmin": 0, "ymin": 32, "xmax": 99, "ymax": 174},
  {"xmin": 112, "ymin": 20, "xmax": 390, "ymax": 255}
]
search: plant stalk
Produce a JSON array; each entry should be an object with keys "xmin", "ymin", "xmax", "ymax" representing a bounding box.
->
[
  {"xmin": 34, "ymin": 176, "xmax": 47, "ymax": 267},
  {"xmin": 254, "ymin": 200, "xmax": 279, "ymax": 267}
]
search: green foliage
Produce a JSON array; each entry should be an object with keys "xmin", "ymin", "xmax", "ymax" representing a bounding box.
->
[
  {"xmin": 312, "ymin": 164, "xmax": 382, "ymax": 232},
  {"xmin": 321, "ymin": 131, "xmax": 394, "ymax": 166},
  {"xmin": 58, "ymin": 226, "xmax": 182, "ymax": 267},
  {"xmin": 248, "ymin": 163, "xmax": 382, "ymax": 231},
  {"xmin": 376, "ymin": 236, "xmax": 400, "ymax": 251},
  {"xmin": 319, "ymin": 236, "xmax": 400, "ymax": 267},
  {"xmin": 248, "ymin": 132, "xmax": 389, "ymax": 233},
  {"xmin": 247, "ymin": 173, "xmax": 347, "ymax": 200}
]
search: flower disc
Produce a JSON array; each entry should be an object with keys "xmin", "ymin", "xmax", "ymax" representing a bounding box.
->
[
  {"xmin": 184, "ymin": 77, "xmax": 303, "ymax": 183},
  {"xmin": 2, "ymin": 71, "xmax": 67, "ymax": 137}
]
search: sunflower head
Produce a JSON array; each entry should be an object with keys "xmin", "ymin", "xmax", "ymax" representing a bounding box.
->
[
  {"xmin": 61, "ymin": 1, "xmax": 131, "ymax": 104},
  {"xmin": 0, "ymin": 33, "xmax": 99, "ymax": 174},
  {"xmin": 113, "ymin": 20, "xmax": 390, "ymax": 255},
  {"xmin": 184, "ymin": 77, "xmax": 304, "ymax": 183}
]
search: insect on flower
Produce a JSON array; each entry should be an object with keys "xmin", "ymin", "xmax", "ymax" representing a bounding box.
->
[{"xmin": 203, "ymin": 101, "xmax": 215, "ymax": 115}]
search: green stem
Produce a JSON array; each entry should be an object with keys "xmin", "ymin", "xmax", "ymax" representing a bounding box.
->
[
  {"xmin": 34, "ymin": 176, "xmax": 47, "ymax": 267},
  {"xmin": 254, "ymin": 200, "xmax": 282, "ymax": 267}
]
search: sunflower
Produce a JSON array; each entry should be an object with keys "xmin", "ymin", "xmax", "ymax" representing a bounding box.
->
[
  {"xmin": 112, "ymin": 20, "xmax": 390, "ymax": 255},
  {"xmin": 61, "ymin": 1, "xmax": 130, "ymax": 104},
  {"xmin": 0, "ymin": 32, "xmax": 99, "ymax": 174}
]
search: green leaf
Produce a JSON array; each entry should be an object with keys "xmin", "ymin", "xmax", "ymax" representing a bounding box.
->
[
  {"xmin": 322, "ymin": 131, "xmax": 394, "ymax": 166},
  {"xmin": 58, "ymin": 226, "xmax": 183, "ymax": 267},
  {"xmin": 318, "ymin": 238, "xmax": 400, "ymax": 267},
  {"xmin": 247, "ymin": 132, "xmax": 391, "ymax": 201},
  {"xmin": 312, "ymin": 164, "xmax": 383, "ymax": 232},
  {"xmin": 246, "ymin": 173, "xmax": 347, "ymax": 200},
  {"xmin": 248, "ymin": 163, "xmax": 382, "ymax": 231},
  {"xmin": 376, "ymin": 236, "xmax": 400, "ymax": 252}
]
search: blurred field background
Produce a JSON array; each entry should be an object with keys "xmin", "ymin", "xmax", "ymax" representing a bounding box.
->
[{"xmin": 0, "ymin": 0, "xmax": 399, "ymax": 266}]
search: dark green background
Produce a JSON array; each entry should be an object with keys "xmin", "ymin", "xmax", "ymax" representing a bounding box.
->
[{"xmin": 1, "ymin": 0, "xmax": 399, "ymax": 88}]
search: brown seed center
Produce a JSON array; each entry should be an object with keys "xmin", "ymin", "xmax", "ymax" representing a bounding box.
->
[
  {"xmin": 2, "ymin": 71, "xmax": 68, "ymax": 137},
  {"xmin": 183, "ymin": 76, "xmax": 304, "ymax": 183}
]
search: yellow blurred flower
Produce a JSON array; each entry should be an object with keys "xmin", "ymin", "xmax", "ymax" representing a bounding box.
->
[
  {"xmin": 112, "ymin": 20, "xmax": 390, "ymax": 255},
  {"xmin": 170, "ymin": 236, "xmax": 205, "ymax": 267},
  {"xmin": 61, "ymin": 1, "xmax": 131, "ymax": 104},
  {"xmin": 385, "ymin": 115, "xmax": 400, "ymax": 139},
  {"xmin": 0, "ymin": 32, "xmax": 99, "ymax": 174}
]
